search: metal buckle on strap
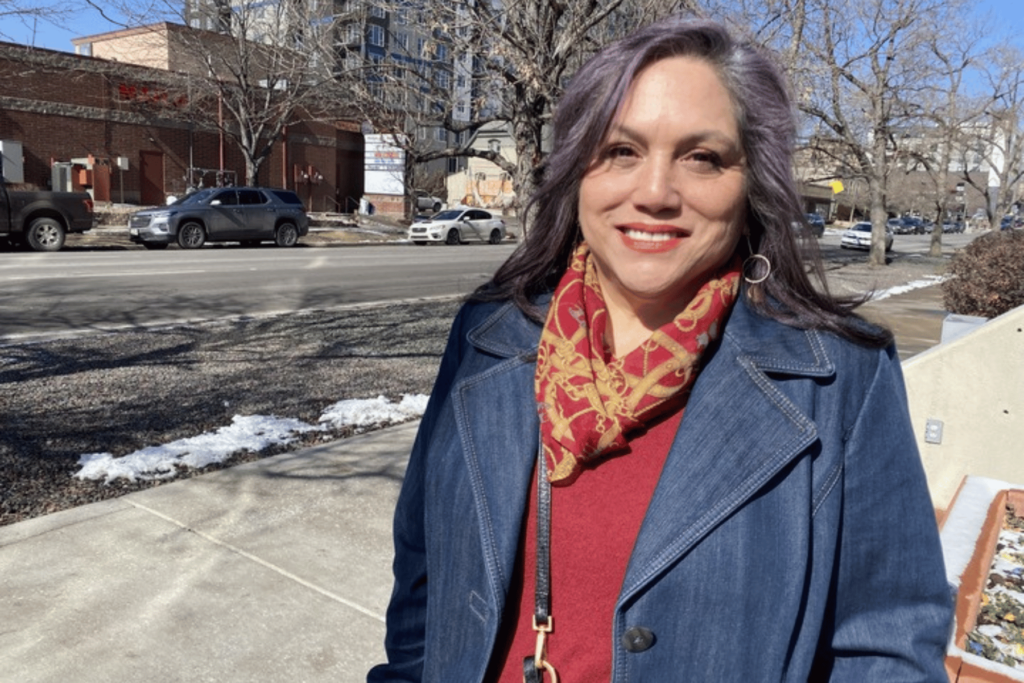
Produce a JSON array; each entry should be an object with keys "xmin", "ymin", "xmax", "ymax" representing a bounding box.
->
[{"xmin": 530, "ymin": 616, "xmax": 558, "ymax": 683}]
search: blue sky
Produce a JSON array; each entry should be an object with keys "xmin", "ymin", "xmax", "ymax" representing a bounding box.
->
[{"xmin": 1, "ymin": 0, "xmax": 1021, "ymax": 54}]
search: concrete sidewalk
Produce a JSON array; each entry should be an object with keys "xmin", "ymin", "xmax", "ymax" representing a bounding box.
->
[
  {"xmin": 860, "ymin": 282, "xmax": 948, "ymax": 361},
  {"xmin": 0, "ymin": 422, "xmax": 417, "ymax": 682},
  {"xmin": 0, "ymin": 283, "xmax": 950, "ymax": 683}
]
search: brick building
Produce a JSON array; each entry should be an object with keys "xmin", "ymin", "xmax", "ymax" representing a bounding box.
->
[{"xmin": 0, "ymin": 38, "xmax": 364, "ymax": 211}]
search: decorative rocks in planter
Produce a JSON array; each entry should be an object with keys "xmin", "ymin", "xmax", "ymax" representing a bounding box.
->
[
  {"xmin": 965, "ymin": 507, "xmax": 1024, "ymax": 667},
  {"xmin": 941, "ymin": 476, "xmax": 1024, "ymax": 682}
]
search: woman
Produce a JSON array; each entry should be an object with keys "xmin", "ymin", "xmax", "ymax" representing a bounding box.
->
[{"xmin": 369, "ymin": 17, "xmax": 952, "ymax": 683}]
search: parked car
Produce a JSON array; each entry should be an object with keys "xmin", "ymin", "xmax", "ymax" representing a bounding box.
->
[
  {"xmin": 886, "ymin": 217, "xmax": 907, "ymax": 234},
  {"xmin": 942, "ymin": 220, "xmax": 965, "ymax": 233},
  {"xmin": 902, "ymin": 217, "xmax": 927, "ymax": 234},
  {"xmin": 840, "ymin": 221, "xmax": 893, "ymax": 252},
  {"xmin": 1000, "ymin": 215, "xmax": 1022, "ymax": 230},
  {"xmin": 413, "ymin": 191, "xmax": 444, "ymax": 214},
  {"xmin": 886, "ymin": 216, "xmax": 923, "ymax": 235},
  {"xmin": 804, "ymin": 213, "xmax": 825, "ymax": 237},
  {"xmin": 1, "ymin": 174, "xmax": 94, "ymax": 251},
  {"xmin": 129, "ymin": 187, "xmax": 309, "ymax": 250},
  {"xmin": 408, "ymin": 207, "xmax": 506, "ymax": 245}
]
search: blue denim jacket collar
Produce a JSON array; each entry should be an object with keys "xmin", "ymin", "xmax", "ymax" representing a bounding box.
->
[{"xmin": 455, "ymin": 293, "xmax": 839, "ymax": 602}]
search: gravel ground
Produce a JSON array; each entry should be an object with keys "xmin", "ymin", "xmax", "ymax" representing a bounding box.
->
[
  {"xmin": 0, "ymin": 299, "xmax": 463, "ymax": 526},
  {"xmin": 0, "ymin": 226, "xmax": 954, "ymax": 527}
]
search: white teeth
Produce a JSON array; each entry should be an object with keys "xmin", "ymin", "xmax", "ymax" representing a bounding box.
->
[{"xmin": 623, "ymin": 228, "xmax": 678, "ymax": 241}]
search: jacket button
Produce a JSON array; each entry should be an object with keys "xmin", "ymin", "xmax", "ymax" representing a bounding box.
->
[{"xmin": 621, "ymin": 626, "xmax": 655, "ymax": 652}]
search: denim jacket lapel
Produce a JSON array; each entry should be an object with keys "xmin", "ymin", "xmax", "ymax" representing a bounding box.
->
[
  {"xmin": 620, "ymin": 299, "xmax": 836, "ymax": 600},
  {"xmin": 451, "ymin": 297, "xmax": 838, "ymax": 609}
]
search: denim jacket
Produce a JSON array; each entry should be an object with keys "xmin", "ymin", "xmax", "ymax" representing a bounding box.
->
[{"xmin": 368, "ymin": 294, "xmax": 952, "ymax": 682}]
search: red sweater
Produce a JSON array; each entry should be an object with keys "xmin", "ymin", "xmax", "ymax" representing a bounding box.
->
[{"xmin": 489, "ymin": 409, "xmax": 683, "ymax": 682}]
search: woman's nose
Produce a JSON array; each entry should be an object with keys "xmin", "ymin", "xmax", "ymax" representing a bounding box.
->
[{"xmin": 632, "ymin": 159, "xmax": 681, "ymax": 213}]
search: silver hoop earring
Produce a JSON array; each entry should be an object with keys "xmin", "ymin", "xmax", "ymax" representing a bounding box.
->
[
  {"xmin": 742, "ymin": 234, "xmax": 771, "ymax": 284},
  {"xmin": 743, "ymin": 254, "xmax": 772, "ymax": 284}
]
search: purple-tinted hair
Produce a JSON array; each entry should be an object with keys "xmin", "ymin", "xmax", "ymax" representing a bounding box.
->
[{"xmin": 478, "ymin": 17, "xmax": 890, "ymax": 347}]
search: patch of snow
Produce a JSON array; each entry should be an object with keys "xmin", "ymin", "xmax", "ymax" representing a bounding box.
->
[
  {"xmin": 319, "ymin": 393, "xmax": 429, "ymax": 429},
  {"xmin": 869, "ymin": 275, "xmax": 947, "ymax": 301},
  {"xmin": 75, "ymin": 395, "xmax": 429, "ymax": 483},
  {"xmin": 942, "ymin": 477, "xmax": 1012, "ymax": 586}
]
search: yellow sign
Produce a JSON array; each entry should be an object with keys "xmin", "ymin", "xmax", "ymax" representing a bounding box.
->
[{"xmin": 830, "ymin": 180, "xmax": 845, "ymax": 194}]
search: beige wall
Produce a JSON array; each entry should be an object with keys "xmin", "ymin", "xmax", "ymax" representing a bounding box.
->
[
  {"xmin": 90, "ymin": 29, "xmax": 172, "ymax": 70},
  {"xmin": 446, "ymin": 124, "xmax": 517, "ymax": 210},
  {"xmin": 77, "ymin": 24, "xmax": 238, "ymax": 81},
  {"xmin": 904, "ymin": 304, "xmax": 1024, "ymax": 509}
]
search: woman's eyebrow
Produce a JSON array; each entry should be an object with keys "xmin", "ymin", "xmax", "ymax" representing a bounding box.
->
[{"xmin": 605, "ymin": 122, "xmax": 740, "ymax": 149}]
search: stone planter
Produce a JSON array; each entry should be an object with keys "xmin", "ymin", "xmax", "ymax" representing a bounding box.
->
[{"xmin": 941, "ymin": 476, "xmax": 1024, "ymax": 681}]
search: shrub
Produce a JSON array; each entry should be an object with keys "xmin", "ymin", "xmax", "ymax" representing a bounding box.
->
[{"xmin": 943, "ymin": 230, "xmax": 1024, "ymax": 318}]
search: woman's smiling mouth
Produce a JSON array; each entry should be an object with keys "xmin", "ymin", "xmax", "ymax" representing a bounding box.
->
[{"xmin": 618, "ymin": 225, "xmax": 686, "ymax": 252}]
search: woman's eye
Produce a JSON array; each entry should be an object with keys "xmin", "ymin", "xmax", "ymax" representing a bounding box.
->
[
  {"xmin": 684, "ymin": 150, "xmax": 722, "ymax": 171},
  {"xmin": 605, "ymin": 145, "xmax": 636, "ymax": 160}
]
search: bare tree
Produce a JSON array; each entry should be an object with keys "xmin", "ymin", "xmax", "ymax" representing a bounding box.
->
[
  {"xmin": 336, "ymin": 0, "xmax": 699, "ymax": 226},
  {"xmin": 798, "ymin": 0, "xmax": 974, "ymax": 266},
  {"xmin": 897, "ymin": 8, "xmax": 981, "ymax": 256},
  {"xmin": 0, "ymin": 0, "xmax": 87, "ymax": 48},
  {"xmin": 0, "ymin": 0, "xmax": 69, "ymax": 43},
  {"xmin": 714, "ymin": 0, "xmax": 978, "ymax": 266},
  {"xmin": 84, "ymin": 0, "xmax": 342, "ymax": 186},
  {"xmin": 954, "ymin": 44, "xmax": 1024, "ymax": 229}
]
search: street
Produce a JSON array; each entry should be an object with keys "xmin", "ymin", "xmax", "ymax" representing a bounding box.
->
[
  {"xmin": 0, "ymin": 242, "xmax": 516, "ymax": 340},
  {"xmin": 817, "ymin": 228, "xmax": 976, "ymax": 261},
  {"xmin": 0, "ymin": 228, "xmax": 979, "ymax": 341}
]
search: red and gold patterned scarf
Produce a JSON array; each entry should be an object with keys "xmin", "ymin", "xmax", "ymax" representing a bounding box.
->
[{"xmin": 534, "ymin": 243, "xmax": 741, "ymax": 485}]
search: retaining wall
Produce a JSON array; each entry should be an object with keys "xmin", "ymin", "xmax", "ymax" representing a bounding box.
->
[{"xmin": 903, "ymin": 304, "xmax": 1024, "ymax": 509}]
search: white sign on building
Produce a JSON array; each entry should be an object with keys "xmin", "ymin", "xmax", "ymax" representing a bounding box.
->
[{"xmin": 364, "ymin": 134, "xmax": 406, "ymax": 196}]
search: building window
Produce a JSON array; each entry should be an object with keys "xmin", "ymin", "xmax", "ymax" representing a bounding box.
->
[
  {"xmin": 436, "ymin": 127, "xmax": 447, "ymax": 142},
  {"xmin": 436, "ymin": 43, "xmax": 448, "ymax": 61},
  {"xmin": 488, "ymin": 139, "xmax": 501, "ymax": 154},
  {"xmin": 370, "ymin": 5, "xmax": 386, "ymax": 18},
  {"xmin": 417, "ymin": 37, "xmax": 426, "ymax": 57},
  {"xmin": 436, "ymin": 70, "xmax": 450, "ymax": 90},
  {"xmin": 369, "ymin": 25, "xmax": 385, "ymax": 47},
  {"xmin": 343, "ymin": 22, "xmax": 361, "ymax": 43}
]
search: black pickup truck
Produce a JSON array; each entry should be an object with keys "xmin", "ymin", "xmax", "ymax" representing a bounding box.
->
[{"xmin": 1, "ymin": 177, "xmax": 95, "ymax": 251}]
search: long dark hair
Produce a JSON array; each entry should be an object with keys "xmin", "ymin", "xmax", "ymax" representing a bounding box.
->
[{"xmin": 475, "ymin": 17, "xmax": 891, "ymax": 348}]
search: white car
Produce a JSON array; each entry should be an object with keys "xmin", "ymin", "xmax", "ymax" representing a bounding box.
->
[
  {"xmin": 840, "ymin": 221, "xmax": 893, "ymax": 252},
  {"xmin": 413, "ymin": 191, "xmax": 444, "ymax": 213},
  {"xmin": 408, "ymin": 208, "xmax": 506, "ymax": 245}
]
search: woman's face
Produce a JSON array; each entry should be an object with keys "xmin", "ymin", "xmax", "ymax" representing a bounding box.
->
[{"xmin": 578, "ymin": 55, "xmax": 747, "ymax": 321}]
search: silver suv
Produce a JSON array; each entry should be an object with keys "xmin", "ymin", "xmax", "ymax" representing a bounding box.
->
[{"xmin": 129, "ymin": 187, "xmax": 310, "ymax": 250}]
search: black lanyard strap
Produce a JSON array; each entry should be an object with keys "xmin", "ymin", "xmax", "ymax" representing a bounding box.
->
[{"xmin": 523, "ymin": 439, "xmax": 558, "ymax": 683}]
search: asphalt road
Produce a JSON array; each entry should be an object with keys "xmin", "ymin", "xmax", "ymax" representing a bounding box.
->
[
  {"xmin": 0, "ymin": 227, "xmax": 978, "ymax": 341},
  {"xmin": 0, "ymin": 243, "xmax": 516, "ymax": 340},
  {"xmin": 820, "ymin": 228, "xmax": 976, "ymax": 261}
]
